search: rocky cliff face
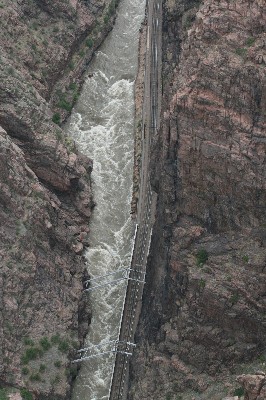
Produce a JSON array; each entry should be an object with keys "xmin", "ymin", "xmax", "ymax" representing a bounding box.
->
[
  {"xmin": 129, "ymin": 0, "xmax": 266, "ymax": 399},
  {"xmin": 0, "ymin": 0, "xmax": 119, "ymax": 398}
]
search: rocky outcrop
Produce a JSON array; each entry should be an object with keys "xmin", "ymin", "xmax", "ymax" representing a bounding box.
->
[
  {"xmin": 237, "ymin": 372, "xmax": 266, "ymax": 400},
  {"xmin": 0, "ymin": 0, "xmax": 120, "ymax": 398},
  {"xmin": 129, "ymin": 0, "xmax": 266, "ymax": 399},
  {"xmin": 0, "ymin": 125, "xmax": 91, "ymax": 397}
]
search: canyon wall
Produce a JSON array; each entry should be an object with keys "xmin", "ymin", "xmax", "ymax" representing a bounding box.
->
[
  {"xmin": 0, "ymin": 0, "xmax": 119, "ymax": 398},
  {"xmin": 129, "ymin": 0, "xmax": 266, "ymax": 399}
]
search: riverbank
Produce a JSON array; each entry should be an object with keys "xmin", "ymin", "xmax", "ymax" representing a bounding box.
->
[{"xmin": 131, "ymin": 9, "xmax": 148, "ymax": 216}]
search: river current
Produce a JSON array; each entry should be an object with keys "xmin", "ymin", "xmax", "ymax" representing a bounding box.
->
[{"xmin": 64, "ymin": 0, "xmax": 145, "ymax": 399}]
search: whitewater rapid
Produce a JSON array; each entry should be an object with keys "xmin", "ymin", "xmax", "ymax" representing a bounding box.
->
[{"xmin": 64, "ymin": 0, "xmax": 146, "ymax": 399}]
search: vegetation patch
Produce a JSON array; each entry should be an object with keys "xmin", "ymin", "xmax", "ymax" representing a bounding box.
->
[
  {"xmin": 39, "ymin": 363, "xmax": 46, "ymax": 373},
  {"xmin": 196, "ymin": 249, "xmax": 208, "ymax": 266},
  {"xmin": 242, "ymin": 255, "xmax": 249, "ymax": 263},
  {"xmin": 24, "ymin": 337, "xmax": 34, "ymax": 346},
  {"xmin": 20, "ymin": 389, "xmax": 33, "ymax": 400},
  {"xmin": 199, "ymin": 278, "xmax": 206, "ymax": 289},
  {"xmin": 104, "ymin": 0, "xmax": 119, "ymax": 23},
  {"xmin": 58, "ymin": 97, "xmax": 72, "ymax": 112},
  {"xmin": 51, "ymin": 334, "xmax": 61, "ymax": 344},
  {"xmin": 54, "ymin": 360, "xmax": 62, "ymax": 368},
  {"xmin": 86, "ymin": 38, "xmax": 94, "ymax": 48},
  {"xmin": 230, "ymin": 292, "xmax": 240, "ymax": 305},
  {"xmin": 58, "ymin": 339, "xmax": 70, "ymax": 353},
  {"xmin": 20, "ymin": 335, "xmax": 73, "ymax": 386},
  {"xmin": 245, "ymin": 37, "xmax": 256, "ymax": 47},
  {"xmin": 233, "ymin": 387, "xmax": 244, "ymax": 396},
  {"xmin": 0, "ymin": 388, "xmax": 8, "ymax": 400},
  {"xmin": 258, "ymin": 354, "xmax": 266, "ymax": 363},
  {"xmin": 40, "ymin": 336, "xmax": 51, "ymax": 351},
  {"xmin": 69, "ymin": 82, "xmax": 77, "ymax": 91},
  {"xmin": 68, "ymin": 60, "xmax": 75, "ymax": 71},
  {"xmin": 52, "ymin": 113, "xmax": 61, "ymax": 125},
  {"xmin": 183, "ymin": 13, "xmax": 195, "ymax": 29},
  {"xmin": 235, "ymin": 47, "xmax": 247, "ymax": 58},
  {"xmin": 29, "ymin": 373, "xmax": 41, "ymax": 382},
  {"xmin": 22, "ymin": 366, "xmax": 30, "ymax": 375},
  {"xmin": 21, "ymin": 347, "xmax": 43, "ymax": 364}
]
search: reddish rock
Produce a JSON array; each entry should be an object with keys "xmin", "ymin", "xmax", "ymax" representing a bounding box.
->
[
  {"xmin": 237, "ymin": 373, "xmax": 266, "ymax": 400},
  {"xmin": 0, "ymin": 0, "xmax": 120, "ymax": 398},
  {"xmin": 130, "ymin": 0, "xmax": 266, "ymax": 399}
]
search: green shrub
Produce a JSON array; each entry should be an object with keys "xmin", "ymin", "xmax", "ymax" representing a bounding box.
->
[
  {"xmin": 40, "ymin": 337, "xmax": 51, "ymax": 351},
  {"xmin": 196, "ymin": 249, "xmax": 208, "ymax": 266},
  {"xmin": 58, "ymin": 98, "xmax": 72, "ymax": 112},
  {"xmin": 73, "ymin": 93, "xmax": 79, "ymax": 103},
  {"xmin": 21, "ymin": 347, "xmax": 42, "ymax": 364},
  {"xmin": 246, "ymin": 37, "xmax": 255, "ymax": 47},
  {"xmin": 199, "ymin": 278, "xmax": 206, "ymax": 289},
  {"xmin": 24, "ymin": 337, "xmax": 34, "ymax": 346},
  {"xmin": 52, "ymin": 113, "xmax": 60, "ymax": 125},
  {"xmin": 68, "ymin": 61, "xmax": 74, "ymax": 70},
  {"xmin": 31, "ymin": 22, "xmax": 38, "ymax": 30},
  {"xmin": 242, "ymin": 255, "xmax": 249, "ymax": 263},
  {"xmin": 109, "ymin": 3, "xmax": 115, "ymax": 14},
  {"xmin": 233, "ymin": 387, "xmax": 244, "ymax": 396},
  {"xmin": 20, "ymin": 389, "xmax": 33, "ymax": 400},
  {"xmin": 39, "ymin": 364, "xmax": 46, "ymax": 373},
  {"xmin": 230, "ymin": 292, "xmax": 240, "ymax": 305},
  {"xmin": 69, "ymin": 82, "xmax": 77, "ymax": 91},
  {"xmin": 51, "ymin": 334, "xmax": 61, "ymax": 344},
  {"xmin": 29, "ymin": 373, "xmax": 41, "ymax": 382},
  {"xmin": 258, "ymin": 354, "xmax": 266, "ymax": 363},
  {"xmin": 0, "ymin": 388, "xmax": 8, "ymax": 400},
  {"xmin": 22, "ymin": 367, "xmax": 29, "ymax": 375},
  {"xmin": 235, "ymin": 47, "xmax": 247, "ymax": 57},
  {"xmin": 58, "ymin": 340, "xmax": 69, "ymax": 353},
  {"xmin": 7, "ymin": 66, "xmax": 14, "ymax": 76},
  {"xmin": 86, "ymin": 38, "xmax": 94, "ymax": 48},
  {"xmin": 183, "ymin": 11, "xmax": 196, "ymax": 29},
  {"xmin": 54, "ymin": 360, "xmax": 62, "ymax": 368}
]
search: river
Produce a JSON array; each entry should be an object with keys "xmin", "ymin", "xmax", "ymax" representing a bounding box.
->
[{"xmin": 64, "ymin": 0, "xmax": 146, "ymax": 398}]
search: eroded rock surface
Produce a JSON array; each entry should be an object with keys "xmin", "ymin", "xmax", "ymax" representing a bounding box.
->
[
  {"xmin": 130, "ymin": 0, "xmax": 266, "ymax": 399},
  {"xmin": 0, "ymin": 0, "xmax": 120, "ymax": 398},
  {"xmin": 237, "ymin": 372, "xmax": 266, "ymax": 400}
]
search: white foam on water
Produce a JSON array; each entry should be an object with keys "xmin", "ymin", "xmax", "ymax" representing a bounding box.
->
[{"xmin": 64, "ymin": 0, "xmax": 146, "ymax": 398}]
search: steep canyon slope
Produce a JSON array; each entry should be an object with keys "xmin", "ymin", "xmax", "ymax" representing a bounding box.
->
[
  {"xmin": 130, "ymin": 0, "xmax": 266, "ymax": 399},
  {"xmin": 0, "ymin": 0, "xmax": 119, "ymax": 398}
]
